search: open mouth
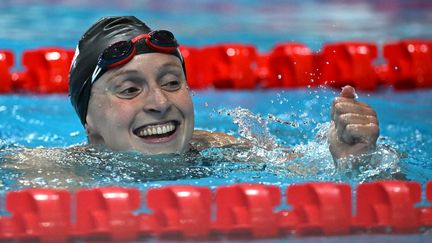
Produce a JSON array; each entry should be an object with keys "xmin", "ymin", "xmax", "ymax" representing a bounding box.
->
[{"xmin": 133, "ymin": 121, "xmax": 178, "ymax": 142}]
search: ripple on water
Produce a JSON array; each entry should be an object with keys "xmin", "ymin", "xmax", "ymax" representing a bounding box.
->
[{"xmin": 0, "ymin": 107, "xmax": 405, "ymax": 191}]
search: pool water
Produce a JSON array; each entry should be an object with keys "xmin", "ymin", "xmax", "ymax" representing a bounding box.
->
[
  {"xmin": 0, "ymin": 0, "xmax": 431, "ymax": 240},
  {"xmin": 0, "ymin": 87, "xmax": 431, "ymax": 190}
]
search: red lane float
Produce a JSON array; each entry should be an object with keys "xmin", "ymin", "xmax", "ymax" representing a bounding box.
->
[
  {"xmin": 74, "ymin": 187, "xmax": 141, "ymax": 241},
  {"xmin": 213, "ymin": 184, "xmax": 281, "ymax": 238},
  {"xmin": 318, "ymin": 42, "xmax": 378, "ymax": 90},
  {"xmin": 354, "ymin": 180, "xmax": 422, "ymax": 233},
  {"xmin": 2, "ymin": 189, "xmax": 71, "ymax": 241},
  {"xmin": 14, "ymin": 47, "xmax": 74, "ymax": 93},
  {"xmin": 284, "ymin": 183, "xmax": 352, "ymax": 235},
  {"xmin": 143, "ymin": 186, "xmax": 211, "ymax": 238},
  {"xmin": 263, "ymin": 43, "xmax": 316, "ymax": 88},
  {"xmin": 0, "ymin": 39, "xmax": 432, "ymax": 93},
  {"xmin": 181, "ymin": 44, "xmax": 259, "ymax": 89},
  {"xmin": 201, "ymin": 44, "xmax": 258, "ymax": 89},
  {"xmin": 420, "ymin": 181, "xmax": 432, "ymax": 227},
  {"xmin": 0, "ymin": 180, "xmax": 431, "ymax": 241},
  {"xmin": 179, "ymin": 46, "xmax": 209, "ymax": 89},
  {"xmin": 380, "ymin": 40, "xmax": 432, "ymax": 89},
  {"xmin": 0, "ymin": 50, "xmax": 14, "ymax": 93}
]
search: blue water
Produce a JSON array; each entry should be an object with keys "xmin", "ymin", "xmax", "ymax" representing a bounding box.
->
[
  {"xmin": 1, "ymin": 88, "xmax": 431, "ymax": 188},
  {"xmin": 0, "ymin": 0, "xmax": 431, "ymax": 199},
  {"xmin": 0, "ymin": 0, "xmax": 432, "ymax": 241}
]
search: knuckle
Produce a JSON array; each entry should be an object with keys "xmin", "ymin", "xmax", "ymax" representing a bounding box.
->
[
  {"xmin": 332, "ymin": 98, "xmax": 339, "ymax": 107},
  {"xmin": 345, "ymin": 123, "xmax": 356, "ymax": 131},
  {"xmin": 339, "ymin": 113, "xmax": 351, "ymax": 125},
  {"xmin": 364, "ymin": 115, "xmax": 378, "ymax": 123},
  {"xmin": 334, "ymin": 102, "xmax": 345, "ymax": 112},
  {"xmin": 371, "ymin": 123, "xmax": 380, "ymax": 133}
]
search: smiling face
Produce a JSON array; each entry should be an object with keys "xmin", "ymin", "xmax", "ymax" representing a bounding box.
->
[{"xmin": 85, "ymin": 53, "xmax": 194, "ymax": 154}]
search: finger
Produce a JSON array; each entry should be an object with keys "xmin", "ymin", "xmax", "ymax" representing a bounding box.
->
[
  {"xmin": 331, "ymin": 97, "xmax": 370, "ymax": 121},
  {"xmin": 338, "ymin": 113, "xmax": 378, "ymax": 126},
  {"xmin": 331, "ymin": 86, "xmax": 356, "ymax": 120},
  {"xmin": 342, "ymin": 123, "xmax": 379, "ymax": 145},
  {"xmin": 335, "ymin": 113, "xmax": 378, "ymax": 140},
  {"xmin": 333, "ymin": 102, "xmax": 376, "ymax": 121},
  {"xmin": 340, "ymin": 85, "xmax": 357, "ymax": 99},
  {"xmin": 332, "ymin": 96, "xmax": 370, "ymax": 107}
]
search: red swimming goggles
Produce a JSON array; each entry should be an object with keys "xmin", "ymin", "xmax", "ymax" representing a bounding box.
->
[{"xmin": 91, "ymin": 30, "xmax": 182, "ymax": 83}]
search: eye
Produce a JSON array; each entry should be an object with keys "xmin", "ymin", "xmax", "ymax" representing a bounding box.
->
[
  {"xmin": 118, "ymin": 87, "xmax": 141, "ymax": 98},
  {"xmin": 162, "ymin": 80, "xmax": 181, "ymax": 91}
]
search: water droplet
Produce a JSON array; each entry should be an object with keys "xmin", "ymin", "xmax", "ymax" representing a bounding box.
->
[{"xmin": 69, "ymin": 131, "xmax": 80, "ymax": 137}]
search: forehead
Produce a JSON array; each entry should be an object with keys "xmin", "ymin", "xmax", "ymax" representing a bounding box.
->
[{"xmin": 97, "ymin": 53, "xmax": 183, "ymax": 84}]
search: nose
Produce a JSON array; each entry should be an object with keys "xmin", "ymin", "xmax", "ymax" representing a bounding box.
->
[{"xmin": 143, "ymin": 86, "xmax": 172, "ymax": 115}]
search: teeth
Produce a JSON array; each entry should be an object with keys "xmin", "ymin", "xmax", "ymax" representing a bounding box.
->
[{"xmin": 137, "ymin": 122, "xmax": 176, "ymax": 137}]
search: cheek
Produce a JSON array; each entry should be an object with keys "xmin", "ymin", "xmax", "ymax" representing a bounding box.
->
[
  {"xmin": 107, "ymin": 100, "xmax": 138, "ymax": 125},
  {"xmin": 175, "ymin": 90, "xmax": 194, "ymax": 118},
  {"xmin": 89, "ymin": 97, "xmax": 136, "ymax": 128}
]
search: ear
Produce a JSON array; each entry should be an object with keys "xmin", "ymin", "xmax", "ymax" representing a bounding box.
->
[
  {"xmin": 84, "ymin": 122, "xmax": 91, "ymax": 136},
  {"xmin": 85, "ymin": 119, "xmax": 104, "ymax": 145}
]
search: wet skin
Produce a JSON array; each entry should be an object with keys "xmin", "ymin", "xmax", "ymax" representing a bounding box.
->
[
  {"xmin": 328, "ymin": 85, "xmax": 380, "ymax": 162},
  {"xmin": 85, "ymin": 53, "xmax": 195, "ymax": 154},
  {"xmin": 85, "ymin": 51, "xmax": 379, "ymax": 162}
]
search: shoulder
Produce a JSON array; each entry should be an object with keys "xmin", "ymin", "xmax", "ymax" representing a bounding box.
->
[
  {"xmin": 1, "ymin": 145, "xmax": 91, "ymax": 189},
  {"xmin": 190, "ymin": 129, "xmax": 250, "ymax": 151},
  {"xmin": 2, "ymin": 145, "xmax": 88, "ymax": 168}
]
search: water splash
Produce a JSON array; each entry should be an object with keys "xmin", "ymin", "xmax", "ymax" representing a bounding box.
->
[
  {"xmin": 0, "ymin": 105, "xmax": 404, "ymax": 191},
  {"xmin": 210, "ymin": 107, "xmax": 403, "ymax": 185},
  {"xmin": 218, "ymin": 107, "xmax": 300, "ymax": 150},
  {"xmin": 334, "ymin": 144, "xmax": 402, "ymax": 184}
]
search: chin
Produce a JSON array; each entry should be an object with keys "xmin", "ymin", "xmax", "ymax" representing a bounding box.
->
[{"xmin": 132, "ymin": 142, "xmax": 188, "ymax": 155}]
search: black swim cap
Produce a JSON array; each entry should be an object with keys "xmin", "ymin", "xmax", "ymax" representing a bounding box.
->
[{"xmin": 68, "ymin": 16, "xmax": 184, "ymax": 126}]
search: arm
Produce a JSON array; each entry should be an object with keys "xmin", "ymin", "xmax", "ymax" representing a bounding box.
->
[
  {"xmin": 190, "ymin": 130, "xmax": 248, "ymax": 151},
  {"xmin": 328, "ymin": 85, "xmax": 380, "ymax": 165},
  {"xmin": 2, "ymin": 147, "xmax": 90, "ymax": 189},
  {"xmin": 190, "ymin": 129, "xmax": 298, "ymax": 160},
  {"xmin": 190, "ymin": 129, "xmax": 306, "ymax": 174}
]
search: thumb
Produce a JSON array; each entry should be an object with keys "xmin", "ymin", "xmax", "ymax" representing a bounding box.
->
[{"xmin": 340, "ymin": 85, "xmax": 357, "ymax": 99}]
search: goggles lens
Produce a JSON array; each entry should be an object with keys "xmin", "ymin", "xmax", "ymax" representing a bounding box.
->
[
  {"xmin": 149, "ymin": 30, "xmax": 177, "ymax": 47},
  {"xmin": 103, "ymin": 41, "xmax": 133, "ymax": 60},
  {"xmin": 91, "ymin": 30, "xmax": 180, "ymax": 83}
]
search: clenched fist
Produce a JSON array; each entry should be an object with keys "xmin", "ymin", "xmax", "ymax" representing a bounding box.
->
[{"xmin": 328, "ymin": 85, "xmax": 379, "ymax": 163}]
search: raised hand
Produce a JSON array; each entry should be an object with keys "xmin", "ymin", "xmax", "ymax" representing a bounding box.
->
[{"xmin": 328, "ymin": 85, "xmax": 379, "ymax": 163}]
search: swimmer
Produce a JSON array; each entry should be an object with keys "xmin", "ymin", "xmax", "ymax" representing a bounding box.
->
[
  {"xmin": 68, "ymin": 16, "xmax": 379, "ymax": 163},
  {"xmin": 2, "ymin": 16, "xmax": 382, "ymax": 188}
]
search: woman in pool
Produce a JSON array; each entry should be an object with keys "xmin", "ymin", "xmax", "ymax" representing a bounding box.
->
[{"xmin": 68, "ymin": 16, "xmax": 378, "ymax": 164}]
